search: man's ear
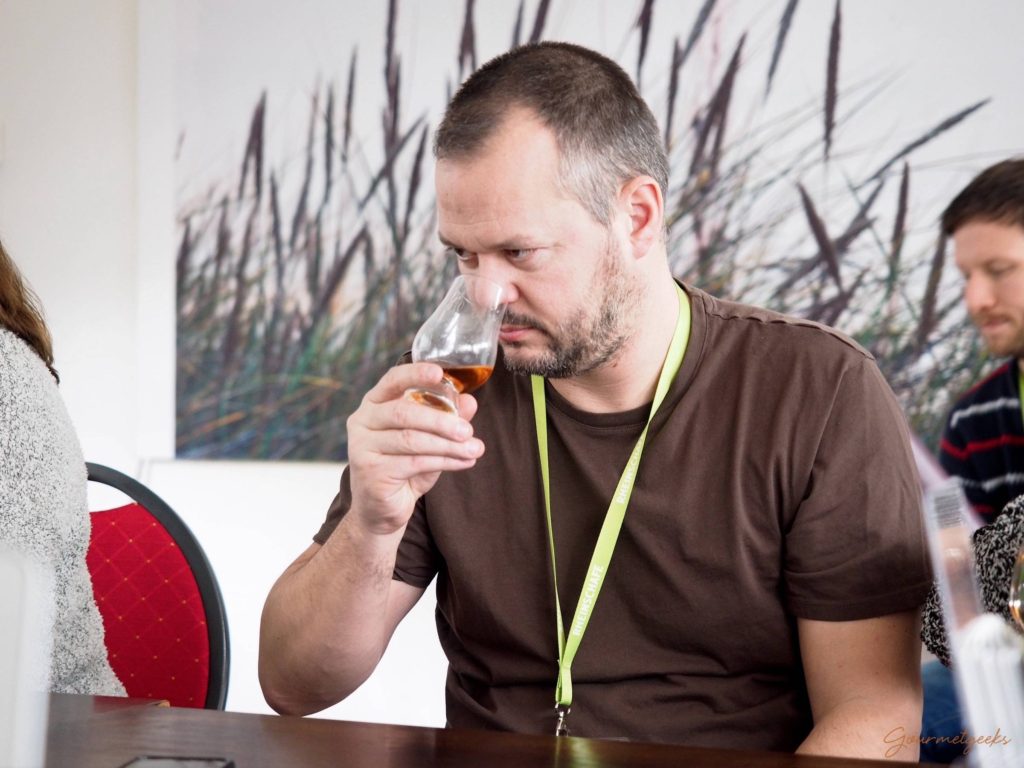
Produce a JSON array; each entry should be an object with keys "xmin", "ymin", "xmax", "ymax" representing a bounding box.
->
[{"xmin": 618, "ymin": 175, "xmax": 664, "ymax": 259}]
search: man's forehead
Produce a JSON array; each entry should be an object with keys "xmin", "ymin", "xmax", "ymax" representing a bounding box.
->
[
  {"xmin": 955, "ymin": 219, "xmax": 1024, "ymax": 243},
  {"xmin": 953, "ymin": 220, "xmax": 1024, "ymax": 266}
]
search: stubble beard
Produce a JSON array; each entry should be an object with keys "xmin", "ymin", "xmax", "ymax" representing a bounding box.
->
[
  {"xmin": 986, "ymin": 327, "xmax": 1024, "ymax": 360},
  {"xmin": 975, "ymin": 314, "xmax": 1024, "ymax": 360},
  {"xmin": 501, "ymin": 238, "xmax": 643, "ymax": 379}
]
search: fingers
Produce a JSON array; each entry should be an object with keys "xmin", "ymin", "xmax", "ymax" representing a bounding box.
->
[
  {"xmin": 364, "ymin": 404, "xmax": 485, "ymax": 461},
  {"xmin": 361, "ymin": 393, "xmax": 475, "ymax": 442},
  {"xmin": 455, "ymin": 392, "xmax": 479, "ymax": 422},
  {"xmin": 371, "ymin": 453, "xmax": 481, "ymax": 479},
  {"xmin": 365, "ymin": 362, "xmax": 445, "ymax": 405},
  {"xmin": 364, "ymin": 363, "xmax": 481, "ymax": 423},
  {"xmin": 344, "ymin": 365, "xmax": 487, "ymax": 532},
  {"xmin": 350, "ymin": 367, "xmax": 484, "ymax": 465}
]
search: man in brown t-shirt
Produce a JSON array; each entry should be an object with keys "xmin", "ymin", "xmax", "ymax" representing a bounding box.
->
[{"xmin": 259, "ymin": 42, "xmax": 930, "ymax": 760}]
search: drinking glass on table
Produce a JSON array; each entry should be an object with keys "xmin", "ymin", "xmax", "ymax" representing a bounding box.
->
[
  {"xmin": 404, "ymin": 274, "xmax": 506, "ymax": 415},
  {"xmin": 1009, "ymin": 547, "xmax": 1024, "ymax": 631}
]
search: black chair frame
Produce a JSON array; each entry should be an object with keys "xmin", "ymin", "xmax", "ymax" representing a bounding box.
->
[{"xmin": 86, "ymin": 462, "xmax": 230, "ymax": 709}]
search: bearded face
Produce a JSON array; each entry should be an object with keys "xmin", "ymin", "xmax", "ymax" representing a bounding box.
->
[
  {"xmin": 499, "ymin": 235, "xmax": 642, "ymax": 379},
  {"xmin": 953, "ymin": 220, "xmax": 1024, "ymax": 360}
]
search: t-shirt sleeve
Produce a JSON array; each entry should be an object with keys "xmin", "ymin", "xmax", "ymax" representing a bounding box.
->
[
  {"xmin": 783, "ymin": 357, "xmax": 933, "ymax": 621},
  {"xmin": 312, "ymin": 466, "xmax": 440, "ymax": 589}
]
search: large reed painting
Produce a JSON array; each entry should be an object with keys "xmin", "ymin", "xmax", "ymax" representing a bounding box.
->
[{"xmin": 174, "ymin": 0, "xmax": 1008, "ymax": 460}]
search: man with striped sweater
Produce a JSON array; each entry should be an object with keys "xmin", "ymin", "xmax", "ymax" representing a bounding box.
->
[
  {"xmin": 923, "ymin": 158, "xmax": 1024, "ymax": 764},
  {"xmin": 938, "ymin": 158, "xmax": 1024, "ymax": 524}
]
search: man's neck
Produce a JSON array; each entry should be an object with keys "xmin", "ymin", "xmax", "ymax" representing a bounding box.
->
[{"xmin": 548, "ymin": 279, "xmax": 682, "ymax": 414}]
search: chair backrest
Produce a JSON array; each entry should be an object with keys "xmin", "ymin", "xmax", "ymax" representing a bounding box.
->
[{"xmin": 85, "ymin": 463, "xmax": 230, "ymax": 709}]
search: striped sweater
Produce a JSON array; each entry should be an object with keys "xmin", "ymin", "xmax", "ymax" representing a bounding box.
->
[{"xmin": 939, "ymin": 359, "xmax": 1024, "ymax": 522}]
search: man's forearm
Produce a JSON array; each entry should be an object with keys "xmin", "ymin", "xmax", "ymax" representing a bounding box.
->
[
  {"xmin": 258, "ymin": 514, "xmax": 408, "ymax": 715},
  {"xmin": 797, "ymin": 695, "xmax": 922, "ymax": 762}
]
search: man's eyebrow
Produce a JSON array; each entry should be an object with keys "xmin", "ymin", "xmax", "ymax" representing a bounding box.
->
[{"xmin": 437, "ymin": 233, "xmax": 542, "ymax": 250}]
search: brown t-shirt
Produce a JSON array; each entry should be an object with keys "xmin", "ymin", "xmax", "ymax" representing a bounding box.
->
[{"xmin": 314, "ymin": 284, "xmax": 932, "ymax": 750}]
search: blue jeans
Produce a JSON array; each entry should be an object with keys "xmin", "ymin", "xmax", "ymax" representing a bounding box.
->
[{"xmin": 921, "ymin": 659, "xmax": 966, "ymax": 763}]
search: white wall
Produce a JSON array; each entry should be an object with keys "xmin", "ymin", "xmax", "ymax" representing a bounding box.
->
[
  {"xmin": 0, "ymin": 0, "xmax": 446, "ymax": 724},
  {"xmin": 0, "ymin": 0, "xmax": 138, "ymax": 471}
]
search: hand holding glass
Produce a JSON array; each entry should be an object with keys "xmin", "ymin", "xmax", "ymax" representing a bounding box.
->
[{"xmin": 404, "ymin": 275, "xmax": 506, "ymax": 414}]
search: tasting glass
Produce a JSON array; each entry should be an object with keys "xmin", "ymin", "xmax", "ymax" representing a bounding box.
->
[{"xmin": 404, "ymin": 275, "xmax": 506, "ymax": 414}]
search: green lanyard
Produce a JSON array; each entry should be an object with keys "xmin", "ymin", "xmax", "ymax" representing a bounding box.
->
[
  {"xmin": 531, "ymin": 284, "xmax": 691, "ymax": 736},
  {"xmin": 1019, "ymin": 364, "xmax": 1023, "ymax": 424}
]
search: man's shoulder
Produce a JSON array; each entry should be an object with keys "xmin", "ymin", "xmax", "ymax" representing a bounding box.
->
[{"xmin": 687, "ymin": 285, "xmax": 873, "ymax": 363}]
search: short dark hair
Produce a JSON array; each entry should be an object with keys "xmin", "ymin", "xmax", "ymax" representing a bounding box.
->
[
  {"xmin": 434, "ymin": 42, "xmax": 669, "ymax": 225},
  {"xmin": 941, "ymin": 158, "xmax": 1024, "ymax": 236}
]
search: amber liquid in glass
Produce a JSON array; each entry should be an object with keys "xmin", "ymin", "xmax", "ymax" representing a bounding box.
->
[
  {"xmin": 407, "ymin": 364, "xmax": 494, "ymax": 412},
  {"xmin": 442, "ymin": 364, "xmax": 493, "ymax": 393}
]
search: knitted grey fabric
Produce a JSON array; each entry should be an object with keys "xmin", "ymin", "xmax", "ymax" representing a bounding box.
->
[
  {"xmin": 920, "ymin": 493, "xmax": 1024, "ymax": 666},
  {"xmin": 0, "ymin": 328, "xmax": 125, "ymax": 696}
]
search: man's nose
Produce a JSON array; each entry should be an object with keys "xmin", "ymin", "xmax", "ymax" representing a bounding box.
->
[
  {"xmin": 964, "ymin": 274, "xmax": 996, "ymax": 316},
  {"xmin": 473, "ymin": 258, "xmax": 520, "ymax": 305}
]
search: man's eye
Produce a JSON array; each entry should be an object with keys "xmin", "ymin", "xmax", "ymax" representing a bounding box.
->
[
  {"xmin": 446, "ymin": 247, "xmax": 473, "ymax": 262},
  {"xmin": 987, "ymin": 263, "xmax": 1015, "ymax": 277},
  {"xmin": 505, "ymin": 248, "xmax": 535, "ymax": 262}
]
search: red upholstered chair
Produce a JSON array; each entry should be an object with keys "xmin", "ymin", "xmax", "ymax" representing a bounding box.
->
[{"xmin": 85, "ymin": 463, "xmax": 230, "ymax": 709}]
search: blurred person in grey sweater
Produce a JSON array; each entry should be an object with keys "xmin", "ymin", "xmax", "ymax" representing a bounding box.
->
[{"xmin": 0, "ymin": 238, "xmax": 124, "ymax": 696}]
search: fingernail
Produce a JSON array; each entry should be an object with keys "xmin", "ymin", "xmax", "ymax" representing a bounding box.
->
[{"xmin": 456, "ymin": 421, "xmax": 472, "ymax": 438}]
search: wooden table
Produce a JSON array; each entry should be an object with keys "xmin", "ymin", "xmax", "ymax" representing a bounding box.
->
[{"xmin": 46, "ymin": 694, "xmax": 929, "ymax": 767}]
